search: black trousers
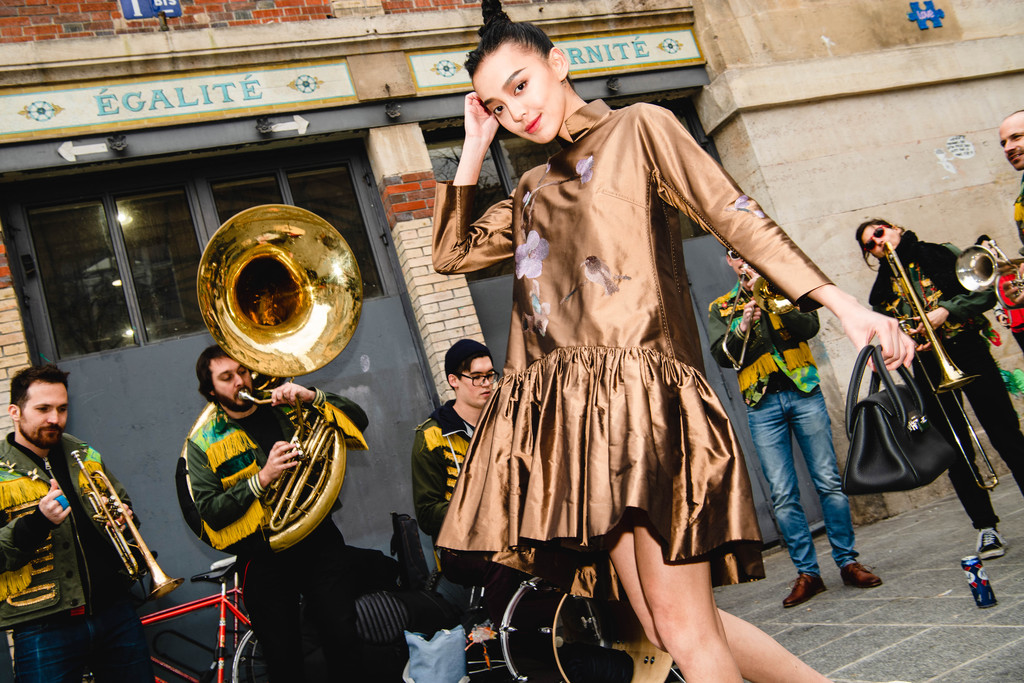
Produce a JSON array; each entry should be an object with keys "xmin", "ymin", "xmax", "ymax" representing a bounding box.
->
[
  {"xmin": 915, "ymin": 331, "xmax": 1024, "ymax": 529},
  {"xmin": 241, "ymin": 520, "xmax": 359, "ymax": 683},
  {"xmin": 1013, "ymin": 328, "xmax": 1024, "ymax": 355}
]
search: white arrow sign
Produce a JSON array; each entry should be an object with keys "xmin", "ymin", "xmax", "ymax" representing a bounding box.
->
[
  {"xmin": 270, "ymin": 115, "xmax": 309, "ymax": 135},
  {"xmin": 57, "ymin": 140, "xmax": 108, "ymax": 162}
]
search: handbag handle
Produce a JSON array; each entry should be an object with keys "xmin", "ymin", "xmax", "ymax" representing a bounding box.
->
[{"xmin": 845, "ymin": 344, "xmax": 929, "ymax": 438}]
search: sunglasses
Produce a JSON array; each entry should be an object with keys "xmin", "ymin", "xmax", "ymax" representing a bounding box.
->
[
  {"xmin": 861, "ymin": 226, "xmax": 887, "ymax": 252},
  {"xmin": 726, "ymin": 249, "xmax": 740, "ymax": 260}
]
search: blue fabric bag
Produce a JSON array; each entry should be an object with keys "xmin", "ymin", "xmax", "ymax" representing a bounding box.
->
[{"xmin": 402, "ymin": 625, "xmax": 469, "ymax": 683}]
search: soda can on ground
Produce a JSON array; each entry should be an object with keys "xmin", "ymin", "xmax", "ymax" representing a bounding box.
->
[{"xmin": 961, "ymin": 555, "xmax": 997, "ymax": 608}]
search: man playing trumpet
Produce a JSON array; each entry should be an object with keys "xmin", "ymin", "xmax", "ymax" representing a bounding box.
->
[
  {"xmin": 858, "ymin": 220, "xmax": 1024, "ymax": 559},
  {"xmin": 185, "ymin": 345, "xmax": 369, "ymax": 682},
  {"xmin": 708, "ymin": 251, "xmax": 882, "ymax": 608},
  {"xmin": 0, "ymin": 364, "xmax": 153, "ymax": 682}
]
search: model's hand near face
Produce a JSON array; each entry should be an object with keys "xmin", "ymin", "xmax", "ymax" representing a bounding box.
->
[
  {"xmin": 454, "ymin": 93, "xmax": 500, "ymax": 187},
  {"xmin": 464, "ymin": 92, "xmax": 500, "ymax": 145}
]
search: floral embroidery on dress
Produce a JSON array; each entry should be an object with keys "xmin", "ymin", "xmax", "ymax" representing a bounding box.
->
[
  {"xmin": 576, "ymin": 155, "xmax": 594, "ymax": 184},
  {"xmin": 726, "ymin": 194, "xmax": 766, "ymax": 219},
  {"xmin": 522, "ymin": 280, "xmax": 551, "ymax": 336},
  {"xmin": 518, "ymin": 153, "xmax": 615, "ymax": 335},
  {"xmin": 515, "ymin": 230, "xmax": 550, "ymax": 279}
]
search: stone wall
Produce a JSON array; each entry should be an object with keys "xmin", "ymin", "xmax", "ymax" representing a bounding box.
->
[{"xmin": 692, "ymin": 0, "xmax": 1024, "ymax": 523}]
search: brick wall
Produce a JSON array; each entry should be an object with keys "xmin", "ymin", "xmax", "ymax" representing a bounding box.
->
[
  {"xmin": 377, "ymin": 170, "xmax": 482, "ymax": 398},
  {"xmin": 0, "ymin": 0, "xmax": 562, "ymax": 42},
  {"xmin": 380, "ymin": 171, "xmax": 435, "ymax": 226},
  {"xmin": 0, "ymin": 0, "xmax": 335, "ymax": 43},
  {"xmin": 0, "ymin": 244, "xmax": 31, "ymax": 435}
]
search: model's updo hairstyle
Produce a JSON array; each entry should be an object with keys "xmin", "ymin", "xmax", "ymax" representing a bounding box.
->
[{"xmin": 464, "ymin": 0, "xmax": 556, "ymax": 77}]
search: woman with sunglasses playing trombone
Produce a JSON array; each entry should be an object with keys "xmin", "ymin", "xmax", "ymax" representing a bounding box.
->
[{"xmin": 857, "ymin": 219, "xmax": 1024, "ymax": 560}]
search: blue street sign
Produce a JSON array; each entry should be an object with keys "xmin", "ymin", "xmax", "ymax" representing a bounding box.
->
[{"xmin": 119, "ymin": 0, "xmax": 182, "ymax": 20}]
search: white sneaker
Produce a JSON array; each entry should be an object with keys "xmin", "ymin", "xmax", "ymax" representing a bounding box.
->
[{"xmin": 977, "ymin": 527, "xmax": 1007, "ymax": 560}]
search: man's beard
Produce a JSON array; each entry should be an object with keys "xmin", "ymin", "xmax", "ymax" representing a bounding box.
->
[
  {"xmin": 213, "ymin": 389, "xmax": 253, "ymax": 413},
  {"xmin": 21, "ymin": 424, "xmax": 63, "ymax": 450}
]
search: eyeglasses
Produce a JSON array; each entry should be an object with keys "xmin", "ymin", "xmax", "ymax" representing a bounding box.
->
[
  {"xmin": 861, "ymin": 226, "xmax": 887, "ymax": 252},
  {"xmin": 459, "ymin": 371, "xmax": 500, "ymax": 387}
]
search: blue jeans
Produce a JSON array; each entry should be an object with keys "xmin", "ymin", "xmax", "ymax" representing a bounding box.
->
[
  {"xmin": 12, "ymin": 598, "xmax": 153, "ymax": 683},
  {"xmin": 746, "ymin": 388, "xmax": 858, "ymax": 576}
]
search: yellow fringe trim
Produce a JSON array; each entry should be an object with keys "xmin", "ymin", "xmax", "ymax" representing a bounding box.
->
[
  {"xmin": 320, "ymin": 403, "xmax": 368, "ymax": 451},
  {"xmin": 206, "ymin": 430, "xmax": 258, "ymax": 472},
  {"xmin": 0, "ymin": 478, "xmax": 49, "ymax": 601},
  {"xmin": 738, "ymin": 344, "xmax": 815, "ymax": 392},
  {"xmin": 738, "ymin": 353, "xmax": 780, "ymax": 392},
  {"xmin": 0, "ymin": 565, "xmax": 33, "ymax": 602},
  {"xmin": 203, "ymin": 499, "xmax": 266, "ymax": 551},
  {"xmin": 76, "ymin": 460, "xmax": 104, "ymax": 492},
  {"xmin": 0, "ymin": 478, "xmax": 49, "ymax": 512},
  {"xmin": 782, "ymin": 344, "xmax": 815, "ymax": 373},
  {"xmin": 222, "ymin": 462, "xmax": 260, "ymax": 491}
]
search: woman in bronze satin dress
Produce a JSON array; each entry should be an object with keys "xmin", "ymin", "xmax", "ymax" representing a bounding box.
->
[{"xmin": 431, "ymin": 2, "xmax": 915, "ymax": 680}]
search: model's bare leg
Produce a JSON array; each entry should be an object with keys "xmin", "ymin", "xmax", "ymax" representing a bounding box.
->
[{"xmin": 608, "ymin": 510, "xmax": 831, "ymax": 683}]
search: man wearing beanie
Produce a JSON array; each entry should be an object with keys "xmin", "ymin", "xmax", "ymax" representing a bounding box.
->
[{"xmin": 410, "ymin": 339, "xmax": 522, "ymax": 622}]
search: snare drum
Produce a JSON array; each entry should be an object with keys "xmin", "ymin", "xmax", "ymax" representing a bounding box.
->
[{"xmin": 498, "ymin": 578, "xmax": 673, "ymax": 683}]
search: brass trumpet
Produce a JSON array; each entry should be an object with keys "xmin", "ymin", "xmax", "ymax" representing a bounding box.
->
[
  {"xmin": 71, "ymin": 448, "xmax": 183, "ymax": 600},
  {"xmin": 721, "ymin": 268, "xmax": 795, "ymax": 370},
  {"xmin": 882, "ymin": 243, "xmax": 997, "ymax": 489}
]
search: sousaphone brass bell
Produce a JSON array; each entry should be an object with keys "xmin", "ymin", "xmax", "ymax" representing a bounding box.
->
[{"xmin": 197, "ymin": 204, "xmax": 363, "ymax": 377}]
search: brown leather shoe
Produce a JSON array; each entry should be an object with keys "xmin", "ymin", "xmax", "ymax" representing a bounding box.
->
[
  {"xmin": 841, "ymin": 562, "xmax": 882, "ymax": 588},
  {"xmin": 783, "ymin": 573, "xmax": 826, "ymax": 608}
]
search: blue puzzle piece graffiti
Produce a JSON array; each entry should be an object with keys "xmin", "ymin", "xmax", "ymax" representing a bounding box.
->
[{"xmin": 908, "ymin": 2, "xmax": 944, "ymax": 30}]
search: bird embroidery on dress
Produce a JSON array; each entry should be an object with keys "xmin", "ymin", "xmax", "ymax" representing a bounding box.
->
[{"xmin": 561, "ymin": 256, "xmax": 631, "ymax": 303}]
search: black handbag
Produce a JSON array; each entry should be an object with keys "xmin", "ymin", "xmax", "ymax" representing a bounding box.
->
[{"xmin": 843, "ymin": 344, "xmax": 958, "ymax": 495}]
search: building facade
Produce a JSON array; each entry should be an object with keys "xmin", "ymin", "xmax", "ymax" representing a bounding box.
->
[{"xmin": 0, "ymin": 0, "xmax": 1021, "ymax": 636}]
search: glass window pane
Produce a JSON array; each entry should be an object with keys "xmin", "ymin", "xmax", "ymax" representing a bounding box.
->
[
  {"xmin": 287, "ymin": 166, "xmax": 383, "ymax": 300},
  {"xmin": 116, "ymin": 190, "xmax": 205, "ymax": 341},
  {"xmin": 427, "ymin": 138, "xmax": 511, "ymax": 280},
  {"xmin": 427, "ymin": 139, "xmax": 505, "ymax": 222},
  {"xmin": 210, "ymin": 176, "xmax": 283, "ymax": 225},
  {"xmin": 27, "ymin": 201, "xmax": 135, "ymax": 357}
]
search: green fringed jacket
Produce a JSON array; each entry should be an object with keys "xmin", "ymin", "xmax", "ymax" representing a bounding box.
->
[
  {"xmin": 708, "ymin": 282, "xmax": 822, "ymax": 407},
  {"xmin": 0, "ymin": 434, "xmax": 132, "ymax": 628},
  {"xmin": 185, "ymin": 389, "xmax": 368, "ymax": 552}
]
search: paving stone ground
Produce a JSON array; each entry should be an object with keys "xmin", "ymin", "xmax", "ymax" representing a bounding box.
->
[{"xmin": 714, "ymin": 482, "xmax": 1024, "ymax": 683}]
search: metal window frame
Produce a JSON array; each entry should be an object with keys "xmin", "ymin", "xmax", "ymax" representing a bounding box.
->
[{"xmin": 1, "ymin": 141, "xmax": 392, "ymax": 363}]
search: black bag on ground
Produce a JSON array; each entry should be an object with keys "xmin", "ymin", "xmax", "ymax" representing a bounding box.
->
[
  {"xmin": 843, "ymin": 344, "xmax": 958, "ymax": 494},
  {"xmin": 391, "ymin": 511, "xmax": 431, "ymax": 591}
]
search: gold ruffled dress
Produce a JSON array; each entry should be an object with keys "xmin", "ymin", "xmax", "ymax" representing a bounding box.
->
[{"xmin": 432, "ymin": 100, "xmax": 830, "ymax": 597}]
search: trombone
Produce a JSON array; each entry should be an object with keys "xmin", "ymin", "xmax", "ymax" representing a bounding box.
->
[
  {"xmin": 72, "ymin": 448, "xmax": 183, "ymax": 600},
  {"xmin": 883, "ymin": 243, "xmax": 998, "ymax": 489},
  {"xmin": 721, "ymin": 265, "xmax": 795, "ymax": 371}
]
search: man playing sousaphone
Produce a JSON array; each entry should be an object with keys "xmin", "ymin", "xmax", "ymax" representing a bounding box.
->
[
  {"xmin": 0, "ymin": 365, "xmax": 154, "ymax": 682},
  {"xmin": 185, "ymin": 344, "xmax": 369, "ymax": 682},
  {"xmin": 858, "ymin": 220, "xmax": 1024, "ymax": 560}
]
